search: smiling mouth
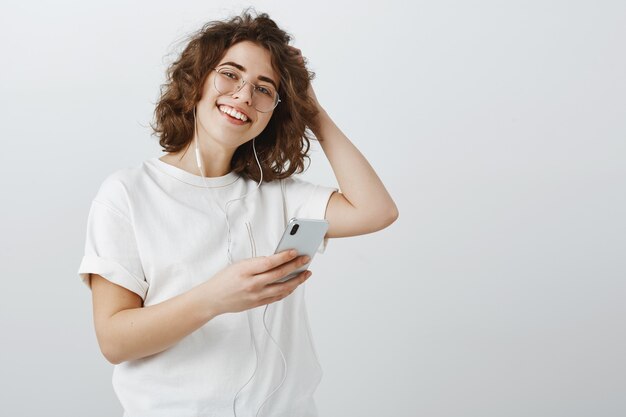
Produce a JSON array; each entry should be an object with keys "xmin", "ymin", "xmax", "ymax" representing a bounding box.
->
[{"xmin": 218, "ymin": 104, "xmax": 250, "ymax": 123}]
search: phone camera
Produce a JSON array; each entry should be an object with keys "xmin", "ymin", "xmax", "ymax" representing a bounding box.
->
[{"xmin": 290, "ymin": 224, "xmax": 299, "ymax": 235}]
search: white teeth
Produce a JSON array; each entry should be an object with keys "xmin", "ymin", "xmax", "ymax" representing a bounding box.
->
[{"xmin": 219, "ymin": 105, "xmax": 248, "ymax": 122}]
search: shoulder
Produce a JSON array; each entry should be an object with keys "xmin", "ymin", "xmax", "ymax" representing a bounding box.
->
[
  {"xmin": 277, "ymin": 175, "xmax": 318, "ymax": 192},
  {"xmin": 279, "ymin": 174, "xmax": 338, "ymax": 197},
  {"xmin": 271, "ymin": 174, "xmax": 338, "ymax": 220},
  {"xmin": 255, "ymin": 176, "xmax": 322, "ymax": 200},
  {"xmin": 92, "ymin": 162, "xmax": 148, "ymax": 218}
]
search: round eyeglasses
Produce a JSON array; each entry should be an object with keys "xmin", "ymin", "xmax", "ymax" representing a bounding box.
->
[{"xmin": 213, "ymin": 68, "xmax": 280, "ymax": 113}]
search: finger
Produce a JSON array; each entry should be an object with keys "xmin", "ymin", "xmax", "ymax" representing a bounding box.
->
[
  {"xmin": 242, "ymin": 250, "xmax": 299, "ymax": 275},
  {"xmin": 258, "ymin": 270, "xmax": 311, "ymax": 300},
  {"xmin": 255, "ymin": 255, "xmax": 311, "ymax": 286},
  {"xmin": 256, "ymin": 293, "xmax": 285, "ymax": 307},
  {"xmin": 255, "ymin": 255, "xmax": 310, "ymax": 286}
]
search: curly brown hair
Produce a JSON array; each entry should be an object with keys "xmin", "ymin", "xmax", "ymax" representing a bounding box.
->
[{"xmin": 151, "ymin": 9, "xmax": 320, "ymax": 182}]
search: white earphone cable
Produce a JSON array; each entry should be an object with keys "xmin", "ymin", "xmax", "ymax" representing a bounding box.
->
[{"xmin": 191, "ymin": 107, "xmax": 288, "ymax": 417}]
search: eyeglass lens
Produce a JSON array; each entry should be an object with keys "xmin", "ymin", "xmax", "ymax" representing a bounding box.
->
[{"xmin": 214, "ymin": 68, "xmax": 278, "ymax": 112}]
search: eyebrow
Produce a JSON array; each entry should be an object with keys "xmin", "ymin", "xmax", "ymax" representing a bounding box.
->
[{"xmin": 217, "ymin": 61, "xmax": 278, "ymax": 90}]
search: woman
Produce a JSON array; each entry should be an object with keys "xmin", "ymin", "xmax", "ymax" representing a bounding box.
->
[{"xmin": 78, "ymin": 10, "xmax": 398, "ymax": 417}]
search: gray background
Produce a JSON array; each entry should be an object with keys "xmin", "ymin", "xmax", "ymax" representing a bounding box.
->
[{"xmin": 1, "ymin": 0, "xmax": 625, "ymax": 416}]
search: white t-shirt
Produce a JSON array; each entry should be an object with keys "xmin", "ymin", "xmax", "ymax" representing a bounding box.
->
[{"xmin": 78, "ymin": 157, "xmax": 337, "ymax": 417}]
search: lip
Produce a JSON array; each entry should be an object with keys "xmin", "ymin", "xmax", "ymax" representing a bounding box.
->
[{"xmin": 216, "ymin": 103, "xmax": 253, "ymax": 123}]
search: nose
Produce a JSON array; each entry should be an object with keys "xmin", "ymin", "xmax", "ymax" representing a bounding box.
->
[{"xmin": 231, "ymin": 81, "xmax": 254, "ymax": 107}]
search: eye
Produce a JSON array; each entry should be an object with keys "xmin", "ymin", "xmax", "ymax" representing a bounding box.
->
[
  {"xmin": 220, "ymin": 70, "xmax": 239, "ymax": 80},
  {"xmin": 256, "ymin": 86, "xmax": 273, "ymax": 97}
]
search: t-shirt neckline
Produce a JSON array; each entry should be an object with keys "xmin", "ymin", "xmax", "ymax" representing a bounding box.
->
[{"xmin": 147, "ymin": 157, "xmax": 241, "ymax": 188}]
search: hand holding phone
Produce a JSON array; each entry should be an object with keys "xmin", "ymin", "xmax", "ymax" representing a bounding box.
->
[{"xmin": 273, "ymin": 218, "xmax": 329, "ymax": 283}]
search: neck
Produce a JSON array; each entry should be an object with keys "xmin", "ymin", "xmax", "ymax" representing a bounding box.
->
[
  {"xmin": 161, "ymin": 140, "xmax": 235, "ymax": 178},
  {"xmin": 193, "ymin": 139, "xmax": 234, "ymax": 177}
]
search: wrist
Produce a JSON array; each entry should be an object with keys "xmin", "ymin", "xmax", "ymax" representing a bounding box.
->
[{"xmin": 195, "ymin": 280, "xmax": 223, "ymax": 322}]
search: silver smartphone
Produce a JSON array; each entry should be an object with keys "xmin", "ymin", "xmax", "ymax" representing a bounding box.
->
[{"xmin": 273, "ymin": 218, "xmax": 329, "ymax": 283}]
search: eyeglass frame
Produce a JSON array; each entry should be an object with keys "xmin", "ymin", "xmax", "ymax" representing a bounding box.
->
[{"xmin": 212, "ymin": 67, "xmax": 281, "ymax": 113}]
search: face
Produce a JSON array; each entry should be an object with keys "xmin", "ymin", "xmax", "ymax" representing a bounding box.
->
[{"xmin": 194, "ymin": 40, "xmax": 279, "ymax": 151}]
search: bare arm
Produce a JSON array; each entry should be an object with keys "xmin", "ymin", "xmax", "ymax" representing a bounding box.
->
[
  {"xmin": 90, "ymin": 250, "xmax": 311, "ymax": 364},
  {"xmin": 91, "ymin": 274, "xmax": 218, "ymax": 364},
  {"xmin": 287, "ymin": 47, "xmax": 399, "ymax": 238},
  {"xmin": 313, "ymin": 108, "xmax": 399, "ymax": 238}
]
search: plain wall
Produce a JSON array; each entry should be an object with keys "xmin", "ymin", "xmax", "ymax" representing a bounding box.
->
[{"xmin": 1, "ymin": 0, "xmax": 624, "ymax": 416}]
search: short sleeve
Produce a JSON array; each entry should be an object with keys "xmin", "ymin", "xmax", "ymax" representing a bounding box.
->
[
  {"xmin": 280, "ymin": 176, "xmax": 338, "ymax": 254},
  {"xmin": 77, "ymin": 180, "xmax": 148, "ymax": 300}
]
